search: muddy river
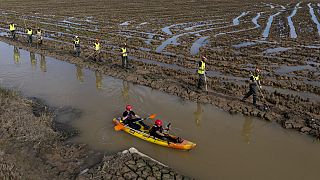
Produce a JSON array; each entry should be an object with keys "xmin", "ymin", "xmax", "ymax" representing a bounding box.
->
[{"xmin": 0, "ymin": 41, "xmax": 319, "ymax": 180}]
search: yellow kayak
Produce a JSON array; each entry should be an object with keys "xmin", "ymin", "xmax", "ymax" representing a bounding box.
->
[{"xmin": 113, "ymin": 118, "xmax": 196, "ymax": 150}]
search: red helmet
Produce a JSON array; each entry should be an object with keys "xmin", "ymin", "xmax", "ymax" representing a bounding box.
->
[
  {"xmin": 155, "ymin": 119, "xmax": 162, "ymax": 126},
  {"xmin": 126, "ymin": 105, "xmax": 132, "ymax": 111}
]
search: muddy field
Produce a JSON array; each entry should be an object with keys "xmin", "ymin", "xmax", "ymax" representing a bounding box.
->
[{"xmin": 0, "ymin": 0, "xmax": 319, "ymax": 141}]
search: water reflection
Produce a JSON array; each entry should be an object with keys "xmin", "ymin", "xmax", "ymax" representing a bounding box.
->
[
  {"xmin": 193, "ymin": 103, "xmax": 203, "ymax": 126},
  {"xmin": 95, "ymin": 70, "xmax": 103, "ymax": 90},
  {"xmin": 121, "ymin": 80, "xmax": 130, "ymax": 104},
  {"xmin": 76, "ymin": 65, "xmax": 84, "ymax": 83},
  {"xmin": 40, "ymin": 54, "xmax": 46, "ymax": 72},
  {"xmin": 241, "ymin": 117, "xmax": 253, "ymax": 144},
  {"xmin": 30, "ymin": 52, "xmax": 36, "ymax": 70},
  {"xmin": 13, "ymin": 47, "xmax": 20, "ymax": 64}
]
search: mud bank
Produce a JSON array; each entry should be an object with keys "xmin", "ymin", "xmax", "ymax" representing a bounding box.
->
[
  {"xmin": 0, "ymin": 86, "xmax": 188, "ymax": 179},
  {"xmin": 0, "ymin": 34, "xmax": 319, "ymax": 142}
]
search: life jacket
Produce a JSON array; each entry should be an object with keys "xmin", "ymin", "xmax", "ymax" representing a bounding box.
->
[
  {"xmin": 9, "ymin": 24, "xmax": 15, "ymax": 31},
  {"xmin": 149, "ymin": 125, "xmax": 163, "ymax": 137},
  {"xmin": 251, "ymin": 72, "xmax": 261, "ymax": 81},
  {"xmin": 197, "ymin": 60, "xmax": 205, "ymax": 75},
  {"xmin": 74, "ymin": 38, "xmax": 80, "ymax": 45},
  {"xmin": 37, "ymin": 30, "xmax": 42, "ymax": 35},
  {"xmin": 94, "ymin": 42, "xmax": 101, "ymax": 51},
  {"xmin": 27, "ymin": 29, "xmax": 33, "ymax": 35},
  {"xmin": 121, "ymin": 47, "xmax": 128, "ymax": 57}
]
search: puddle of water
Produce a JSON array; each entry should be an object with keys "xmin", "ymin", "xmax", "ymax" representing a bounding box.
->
[
  {"xmin": 252, "ymin": 12, "xmax": 261, "ymax": 28},
  {"xmin": 287, "ymin": 3, "xmax": 300, "ymax": 39},
  {"xmin": 190, "ymin": 36, "xmax": 209, "ymax": 56},
  {"xmin": 264, "ymin": 3, "xmax": 275, "ymax": 9},
  {"xmin": 233, "ymin": 42, "xmax": 258, "ymax": 48},
  {"xmin": 233, "ymin": 12, "xmax": 249, "ymax": 26},
  {"xmin": 275, "ymin": 63, "xmax": 318, "ymax": 74},
  {"xmin": 120, "ymin": 21, "xmax": 131, "ymax": 26},
  {"xmin": 184, "ymin": 20, "xmax": 226, "ymax": 31},
  {"xmin": 157, "ymin": 24, "xmax": 235, "ymax": 53},
  {"xmin": 262, "ymin": 12, "xmax": 281, "ymax": 39},
  {"xmin": 308, "ymin": 3, "xmax": 320, "ymax": 36},
  {"xmin": 139, "ymin": 22, "xmax": 148, "ymax": 26},
  {"xmin": 263, "ymin": 47, "xmax": 291, "ymax": 54},
  {"xmin": 1, "ymin": 41, "xmax": 320, "ymax": 180}
]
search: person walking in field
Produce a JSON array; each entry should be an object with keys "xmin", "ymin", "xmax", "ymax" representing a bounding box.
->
[
  {"xmin": 36, "ymin": 27, "xmax": 43, "ymax": 48},
  {"xmin": 197, "ymin": 56, "xmax": 207, "ymax": 91},
  {"xmin": 26, "ymin": 27, "xmax": 33, "ymax": 45},
  {"xmin": 73, "ymin": 36, "xmax": 80, "ymax": 57},
  {"xmin": 121, "ymin": 43, "xmax": 128, "ymax": 68},
  {"xmin": 9, "ymin": 22, "xmax": 16, "ymax": 39},
  {"xmin": 242, "ymin": 67, "xmax": 262, "ymax": 106},
  {"xmin": 93, "ymin": 39, "xmax": 101, "ymax": 61}
]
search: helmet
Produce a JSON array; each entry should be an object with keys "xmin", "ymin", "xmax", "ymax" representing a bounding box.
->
[
  {"xmin": 75, "ymin": 36, "xmax": 79, "ymax": 38},
  {"xmin": 201, "ymin": 56, "xmax": 207, "ymax": 61},
  {"xmin": 126, "ymin": 105, "xmax": 132, "ymax": 111},
  {"xmin": 155, "ymin": 119, "xmax": 162, "ymax": 126}
]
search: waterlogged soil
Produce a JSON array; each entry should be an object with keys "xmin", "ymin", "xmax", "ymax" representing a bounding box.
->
[
  {"xmin": 0, "ymin": 87, "xmax": 188, "ymax": 179},
  {"xmin": 0, "ymin": 0, "xmax": 319, "ymax": 143}
]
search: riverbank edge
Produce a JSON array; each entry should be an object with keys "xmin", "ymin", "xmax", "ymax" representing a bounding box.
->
[
  {"xmin": 0, "ymin": 86, "xmax": 190, "ymax": 179},
  {"xmin": 0, "ymin": 36, "xmax": 319, "ymax": 140}
]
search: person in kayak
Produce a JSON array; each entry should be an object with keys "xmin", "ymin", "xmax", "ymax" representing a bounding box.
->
[
  {"xmin": 149, "ymin": 119, "xmax": 183, "ymax": 143},
  {"xmin": 122, "ymin": 105, "xmax": 149, "ymax": 130}
]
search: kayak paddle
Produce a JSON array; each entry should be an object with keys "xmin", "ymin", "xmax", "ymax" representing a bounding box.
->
[{"xmin": 114, "ymin": 114, "xmax": 156, "ymax": 131}]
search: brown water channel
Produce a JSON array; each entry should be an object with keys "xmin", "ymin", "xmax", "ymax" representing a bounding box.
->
[{"xmin": 0, "ymin": 41, "xmax": 319, "ymax": 180}]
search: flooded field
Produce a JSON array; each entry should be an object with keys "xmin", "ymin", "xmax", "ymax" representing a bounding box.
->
[
  {"xmin": 0, "ymin": 0, "xmax": 319, "ymax": 179},
  {"xmin": 0, "ymin": 41, "xmax": 320, "ymax": 179}
]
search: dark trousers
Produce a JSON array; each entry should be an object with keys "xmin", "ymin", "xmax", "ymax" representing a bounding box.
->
[
  {"xmin": 122, "ymin": 56, "xmax": 128, "ymax": 68},
  {"xmin": 74, "ymin": 46, "xmax": 80, "ymax": 57},
  {"xmin": 10, "ymin": 30, "xmax": 16, "ymax": 39},
  {"xmin": 197, "ymin": 74, "xmax": 205, "ymax": 89},
  {"xmin": 124, "ymin": 118, "xmax": 149, "ymax": 130},
  {"xmin": 93, "ymin": 50, "xmax": 101, "ymax": 61},
  {"xmin": 27, "ymin": 35, "xmax": 32, "ymax": 44},
  {"xmin": 243, "ymin": 84, "xmax": 257, "ymax": 105}
]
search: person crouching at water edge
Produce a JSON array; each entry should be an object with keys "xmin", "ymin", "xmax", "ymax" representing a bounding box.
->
[
  {"xmin": 242, "ymin": 67, "xmax": 262, "ymax": 106},
  {"xmin": 122, "ymin": 105, "xmax": 149, "ymax": 130},
  {"xmin": 197, "ymin": 56, "xmax": 207, "ymax": 91}
]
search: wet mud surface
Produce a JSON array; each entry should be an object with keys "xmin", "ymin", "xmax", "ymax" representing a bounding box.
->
[
  {"xmin": 0, "ymin": 87, "xmax": 188, "ymax": 179},
  {"xmin": 0, "ymin": 0, "xmax": 319, "ymax": 143}
]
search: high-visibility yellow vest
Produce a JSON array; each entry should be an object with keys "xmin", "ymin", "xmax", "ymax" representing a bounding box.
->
[
  {"xmin": 74, "ymin": 38, "xmax": 80, "ymax": 45},
  {"xmin": 27, "ymin": 29, "xmax": 33, "ymax": 35},
  {"xmin": 198, "ymin": 60, "xmax": 205, "ymax": 75},
  {"xmin": 9, "ymin": 24, "xmax": 15, "ymax": 31},
  {"xmin": 121, "ymin": 48, "xmax": 127, "ymax": 57},
  {"xmin": 94, "ymin": 42, "xmax": 101, "ymax": 51},
  {"xmin": 252, "ymin": 74, "xmax": 260, "ymax": 81}
]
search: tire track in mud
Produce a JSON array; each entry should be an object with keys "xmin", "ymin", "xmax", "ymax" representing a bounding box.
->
[
  {"xmin": 308, "ymin": 3, "xmax": 320, "ymax": 36},
  {"xmin": 287, "ymin": 3, "xmax": 301, "ymax": 39},
  {"xmin": 262, "ymin": 11, "xmax": 282, "ymax": 40}
]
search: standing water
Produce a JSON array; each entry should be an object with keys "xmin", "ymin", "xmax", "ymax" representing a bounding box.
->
[{"xmin": 0, "ymin": 41, "xmax": 319, "ymax": 180}]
